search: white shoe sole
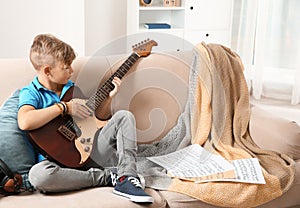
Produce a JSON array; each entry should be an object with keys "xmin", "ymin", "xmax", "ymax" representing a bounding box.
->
[{"xmin": 113, "ymin": 190, "xmax": 154, "ymax": 203}]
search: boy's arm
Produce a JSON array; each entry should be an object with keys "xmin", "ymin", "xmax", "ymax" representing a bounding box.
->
[
  {"xmin": 19, "ymin": 101, "xmax": 95, "ymax": 131},
  {"xmin": 18, "ymin": 77, "xmax": 122, "ymax": 130},
  {"xmin": 18, "ymin": 104, "xmax": 62, "ymax": 130},
  {"xmin": 95, "ymin": 97, "xmax": 113, "ymax": 120}
]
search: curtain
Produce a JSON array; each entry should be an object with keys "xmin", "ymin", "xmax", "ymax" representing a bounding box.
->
[{"xmin": 231, "ymin": 0, "xmax": 300, "ymax": 105}]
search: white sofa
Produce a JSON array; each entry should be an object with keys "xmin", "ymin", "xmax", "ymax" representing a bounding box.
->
[{"xmin": 0, "ymin": 49, "xmax": 299, "ymax": 208}]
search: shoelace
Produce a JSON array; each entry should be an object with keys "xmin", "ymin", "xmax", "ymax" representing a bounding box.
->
[
  {"xmin": 110, "ymin": 172, "xmax": 117, "ymax": 186},
  {"xmin": 128, "ymin": 176, "xmax": 142, "ymax": 188}
]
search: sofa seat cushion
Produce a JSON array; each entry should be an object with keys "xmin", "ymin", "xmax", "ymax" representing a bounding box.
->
[
  {"xmin": 160, "ymin": 190, "xmax": 218, "ymax": 208},
  {"xmin": 0, "ymin": 187, "xmax": 166, "ymax": 208}
]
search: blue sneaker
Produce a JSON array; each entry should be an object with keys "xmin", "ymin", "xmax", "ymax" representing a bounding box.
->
[{"xmin": 113, "ymin": 176, "xmax": 153, "ymax": 203}]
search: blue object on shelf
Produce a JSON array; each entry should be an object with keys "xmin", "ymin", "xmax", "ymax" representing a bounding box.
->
[{"xmin": 144, "ymin": 23, "xmax": 171, "ymax": 29}]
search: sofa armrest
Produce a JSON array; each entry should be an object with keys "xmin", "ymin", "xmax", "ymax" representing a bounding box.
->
[{"xmin": 250, "ymin": 106, "xmax": 300, "ymax": 160}]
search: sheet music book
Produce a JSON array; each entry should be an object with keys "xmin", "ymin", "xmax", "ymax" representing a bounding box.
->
[{"xmin": 147, "ymin": 144, "xmax": 266, "ymax": 184}]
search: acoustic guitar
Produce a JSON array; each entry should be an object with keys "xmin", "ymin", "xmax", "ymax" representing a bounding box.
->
[{"xmin": 28, "ymin": 39, "xmax": 157, "ymax": 168}]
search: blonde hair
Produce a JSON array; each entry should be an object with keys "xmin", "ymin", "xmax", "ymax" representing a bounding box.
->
[{"xmin": 29, "ymin": 34, "xmax": 76, "ymax": 70}]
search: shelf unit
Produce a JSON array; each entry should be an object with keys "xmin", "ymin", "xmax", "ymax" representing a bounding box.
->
[
  {"xmin": 138, "ymin": 7, "xmax": 185, "ymax": 31},
  {"xmin": 127, "ymin": 0, "xmax": 233, "ymax": 52},
  {"xmin": 184, "ymin": 0, "xmax": 233, "ymax": 48}
]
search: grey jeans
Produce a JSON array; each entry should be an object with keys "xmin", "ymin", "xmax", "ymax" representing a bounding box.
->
[{"xmin": 29, "ymin": 110, "xmax": 138, "ymax": 193}]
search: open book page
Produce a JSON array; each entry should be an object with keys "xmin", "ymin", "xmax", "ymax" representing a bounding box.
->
[
  {"xmin": 184, "ymin": 158, "xmax": 266, "ymax": 184},
  {"xmin": 178, "ymin": 170, "xmax": 236, "ymax": 182},
  {"xmin": 147, "ymin": 144, "xmax": 234, "ymax": 178},
  {"xmin": 147, "ymin": 144, "xmax": 266, "ymax": 184}
]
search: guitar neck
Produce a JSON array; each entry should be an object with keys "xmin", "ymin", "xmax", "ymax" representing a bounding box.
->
[{"xmin": 86, "ymin": 52, "xmax": 140, "ymax": 110}]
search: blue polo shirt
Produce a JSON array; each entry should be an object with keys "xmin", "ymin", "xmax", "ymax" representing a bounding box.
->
[
  {"xmin": 19, "ymin": 76, "xmax": 74, "ymax": 161},
  {"xmin": 19, "ymin": 76, "xmax": 74, "ymax": 109}
]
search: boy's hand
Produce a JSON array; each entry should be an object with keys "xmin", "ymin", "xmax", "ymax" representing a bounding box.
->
[
  {"xmin": 66, "ymin": 99, "xmax": 92, "ymax": 119},
  {"xmin": 66, "ymin": 77, "xmax": 121, "ymax": 120},
  {"xmin": 109, "ymin": 77, "xmax": 122, "ymax": 98}
]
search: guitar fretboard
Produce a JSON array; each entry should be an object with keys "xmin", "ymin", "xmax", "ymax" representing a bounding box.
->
[{"xmin": 86, "ymin": 52, "xmax": 140, "ymax": 110}]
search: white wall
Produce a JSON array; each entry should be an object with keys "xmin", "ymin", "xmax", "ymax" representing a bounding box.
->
[
  {"xmin": 0, "ymin": 0, "xmax": 126, "ymax": 58},
  {"xmin": 84, "ymin": 0, "xmax": 127, "ymax": 55}
]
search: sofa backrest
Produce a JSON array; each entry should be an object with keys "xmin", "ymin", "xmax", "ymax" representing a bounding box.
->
[
  {"xmin": 0, "ymin": 51, "xmax": 193, "ymax": 143},
  {"xmin": 0, "ymin": 59, "xmax": 36, "ymax": 104},
  {"xmin": 110, "ymin": 52, "xmax": 192, "ymax": 143}
]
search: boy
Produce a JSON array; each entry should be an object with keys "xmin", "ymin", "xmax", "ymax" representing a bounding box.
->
[{"xmin": 17, "ymin": 34, "xmax": 153, "ymax": 203}]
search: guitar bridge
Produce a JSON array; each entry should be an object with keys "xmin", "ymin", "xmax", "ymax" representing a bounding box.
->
[{"xmin": 58, "ymin": 125, "xmax": 76, "ymax": 141}]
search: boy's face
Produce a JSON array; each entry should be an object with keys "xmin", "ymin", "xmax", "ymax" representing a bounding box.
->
[{"xmin": 48, "ymin": 61, "xmax": 73, "ymax": 85}]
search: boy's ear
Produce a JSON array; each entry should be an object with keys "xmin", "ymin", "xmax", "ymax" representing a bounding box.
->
[{"xmin": 42, "ymin": 65, "xmax": 51, "ymax": 76}]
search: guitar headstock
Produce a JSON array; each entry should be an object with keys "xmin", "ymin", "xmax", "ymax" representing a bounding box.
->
[{"xmin": 132, "ymin": 39, "xmax": 158, "ymax": 57}]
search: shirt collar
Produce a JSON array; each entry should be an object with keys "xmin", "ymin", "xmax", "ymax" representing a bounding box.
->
[
  {"xmin": 32, "ymin": 76, "xmax": 74, "ymax": 92},
  {"xmin": 32, "ymin": 76, "xmax": 45, "ymax": 90}
]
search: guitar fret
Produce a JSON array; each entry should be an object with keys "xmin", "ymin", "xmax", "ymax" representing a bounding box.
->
[
  {"xmin": 122, "ymin": 68, "xmax": 128, "ymax": 74},
  {"xmin": 99, "ymin": 90, "xmax": 109, "ymax": 97},
  {"xmin": 127, "ymin": 58, "xmax": 135, "ymax": 65},
  {"xmin": 105, "ymin": 81, "xmax": 114, "ymax": 89},
  {"xmin": 123, "ymin": 62, "xmax": 130, "ymax": 69},
  {"xmin": 116, "ymin": 70, "xmax": 125, "ymax": 77},
  {"xmin": 114, "ymin": 67, "xmax": 126, "ymax": 76}
]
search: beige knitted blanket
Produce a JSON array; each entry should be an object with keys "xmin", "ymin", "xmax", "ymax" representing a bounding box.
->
[{"xmin": 167, "ymin": 42, "xmax": 296, "ymax": 207}]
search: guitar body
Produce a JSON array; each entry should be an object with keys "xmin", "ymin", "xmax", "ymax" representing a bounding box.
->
[
  {"xmin": 28, "ymin": 86, "xmax": 102, "ymax": 168},
  {"xmin": 28, "ymin": 39, "xmax": 157, "ymax": 168}
]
